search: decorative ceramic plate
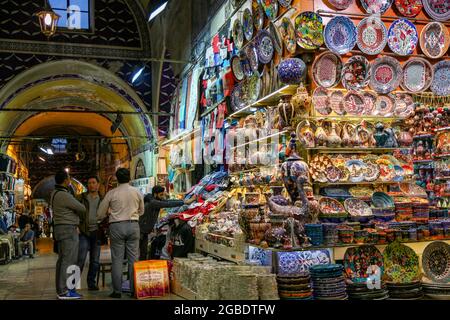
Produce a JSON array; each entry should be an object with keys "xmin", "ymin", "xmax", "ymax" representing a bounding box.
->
[
  {"xmin": 388, "ymin": 19, "xmax": 419, "ymax": 56},
  {"xmin": 393, "ymin": 92, "xmax": 415, "ymax": 117},
  {"xmin": 394, "ymin": 0, "xmax": 423, "ymax": 17},
  {"xmin": 294, "ymin": 12, "xmax": 324, "ymax": 50},
  {"xmin": 362, "ymin": 91, "xmax": 377, "ymax": 115},
  {"xmin": 231, "ymin": 55, "xmax": 245, "ymax": 81},
  {"xmin": 383, "ymin": 242, "xmax": 421, "ymax": 283},
  {"xmin": 231, "ymin": 82, "xmax": 244, "ymax": 111},
  {"xmin": 364, "ymin": 161, "xmax": 380, "ymax": 182},
  {"xmin": 269, "ymin": 22, "xmax": 283, "ymax": 55},
  {"xmin": 312, "ymin": 51, "xmax": 343, "ymax": 88},
  {"xmin": 278, "ymin": 0, "xmax": 293, "ymax": 7},
  {"xmin": 245, "ymin": 44, "xmax": 259, "ymax": 73},
  {"xmin": 243, "ymin": 8, "xmax": 254, "ymax": 41},
  {"xmin": 330, "ymin": 90, "xmax": 346, "ymax": 115},
  {"xmin": 261, "ymin": 0, "xmax": 279, "ymax": 21},
  {"xmin": 422, "ymin": 241, "xmax": 450, "ymax": 283},
  {"xmin": 279, "ymin": 17, "xmax": 297, "ymax": 54},
  {"xmin": 376, "ymin": 158, "xmax": 396, "ymax": 181},
  {"xmin": 344, "ymin": 246, "xmax": 384, "ymax": 282},
  {"xmin": 372, "ymin": 191, "xmax": 395, "ymax": 208},
  {"xmin": 401, "ymin": 57, "xmax": 434, "ymax": 93},
  {"xmin": 357, "ymin": 17, "xmax": 388, "ymax": 55},
  {"xmin": 313, "ymin": 87, "xmax": 332, "ymax": 115},
  {"xmin": 277, "ymin": 250, "xmax": 331, "ymax": 275},
  {"xmin": 344, "ymin": 91, "xmax": 365, "ymax": 115},
  {"xmin": 420, "ymin": 22, "xmax": 450, "ymax": 59},
  {"xmin": 233, "ymin": 19, "xmax": 244, "ymax": 50},
  {"xmin": 329, "ymin": 0, "xmax": 353, "ymax": 10},
  {"xmin": 252, "ymin": 0, "xmax": 265, "ymax": 31},
  {"xmin": 319, "ymin": 197, "xmax": 346, "ymax": 215},
  {"xmin": 431, "ymin": 60, "xmax": 450, "ymax": 96},
  {"xmin": 374, "ymin": 94, "xmax": 395, "ymax": 116},
  {"xmin": 370, "ymin": 56, "xmax": 403, "ymax": 94},
  {"xmin": 342, "ymin": 55, "xmax": 371, "ymax": 91},
  {"xmin": 231, "ymin": 73, "xmax": 262, "ymax": 112},
  {"xmin": 310, "ymin": 155, "xmax": 334, "ymax": 182},
  {"xmin": 423, "ymin": 0, "xmax": 450, "ymax": 21},
  {"xmin": 346, "ymin": 159, "xmax": 367, "ymax": 183},
  {"xmin": 256, "ymin": 30, "xmax": 274, "ymax": 64},
  {"xmin": 326, "ymin": 166, "xmax": 344, "ymax": 182},
  {"xmin": 324, "ymin": 16, "xmax": 357, "ymax": 55},
  {"xmin": 349, "ymin": 186, "xmax": 374, "ymax": 198},
  {"xmin": 344, "ymin": 198, "xmax": 373, "ymax": 216},
  {"xmin": 399, "ymin": 183, "xmax": 428, "ymax": 197},
  {"xmin": 361, "ymin": 0, "xmax": 394, "ymax": 14}
]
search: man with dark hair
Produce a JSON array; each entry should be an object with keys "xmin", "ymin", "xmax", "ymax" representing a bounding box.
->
[
  {"xmin": 139, "ymin": 185, "xmax": 196, "ymax": 260},
  {"xmin": 50, "ymin": 170, "xmax": 86, "ymax": 300},
  {"xmin": 97, "ymin": 168, "xmax": 144, "ymax": 299},
  {"xmin": 18, "ymin": 223, "xmax": 34, "ymax": 258},
  {"xmin": 76, "ymin": 175, "xmax": 103, "ymax": 291}
]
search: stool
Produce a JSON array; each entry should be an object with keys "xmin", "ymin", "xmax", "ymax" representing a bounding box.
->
[{"xmin": 97, "ymin": 260, "xmax": 129, "ymax": 287}]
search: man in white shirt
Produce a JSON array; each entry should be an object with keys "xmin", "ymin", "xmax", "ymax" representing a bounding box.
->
[{"xmin": 97, "ymin": 168, "xmax": 144, "ymax": 298}]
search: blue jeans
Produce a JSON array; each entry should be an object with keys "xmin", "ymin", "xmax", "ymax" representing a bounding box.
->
[{"xmin": 77, "ymin": 231, "xmax": 101, "ymax": 288}]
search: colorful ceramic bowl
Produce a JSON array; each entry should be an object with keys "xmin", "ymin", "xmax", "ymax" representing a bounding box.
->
[
  {"xmin": 357, "ymin": 17, "xmax": 388, "ymax": 55},
  {"xmin": 387, "ymin": 18, "xmax": 419, "ymax": 56},
  {"xmin": 294, "ymin": 11, "xmax": 324, "ymax": 50},
  {"xmin": 431, "ymin": 60, "xmax": 450, "ymax": 97},
  {"xmin": 341, "ymin": 55, "xmax": 371, "ymax": 91},
  {"xmin": 370, "ymin": 56, "xmax": 403, "ymax": 94},
  {"xmin": 394, "ymin": 0, "xmax": 423, "ymax": 17},
  {"xmin": 401, "ymin": 57, "xmax": 434, "ymax": 93},
  {"xmin": 423, "ymin": 0, "xmax": 450, "ymax": 21},
  {"xmin": 312, "ymin": 51, "xmax": 343, "ymax": 88},
  {"xmin": 420, "ymin": 22, "xmax": 450, "ymax": 59}
]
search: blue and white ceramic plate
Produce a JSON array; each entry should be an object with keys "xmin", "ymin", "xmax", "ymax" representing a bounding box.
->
[
  {"xmin": 388, "ymin": 19, "xmax": 418, "ymax": 56},
  {"xmin": 361, "ymin": 0, "xmax": 393, "ymax": 14},
  {"xmin": 232, "ymin": 18, "xmax": 244, "ymax": 50},
  {"xmin": 243, "ymin": 8, "xmax": 254, "ymax": 41},
  {"xmin": 324, "ymin": 16, "xmax": 357, "ymax": 55},
  {"xmin": 256, "ymin": 30, "xmax": 274, "ymax": 64},
  {"xmin": 431, "ymin": 60, "xmax": 450, "ymax": 97},
  {"xmin": 277, "ymin": 250, "xmax": 331, "ymax": 275}
]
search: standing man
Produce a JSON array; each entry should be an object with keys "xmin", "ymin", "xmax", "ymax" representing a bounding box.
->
[
  {"xmin": 51, "ymin": 170, "xmax": 86, "ymax": 300},
  {"xmin": 77, "ymin": 175, "xmax": 103, "ymax": 291},
  {"xmin": 139, "ymin": 185, "xmax": 195, "ymax": 260},
  {"xmin": 97, "ymin": 168, "xmax": 144, "ymax": 299}
]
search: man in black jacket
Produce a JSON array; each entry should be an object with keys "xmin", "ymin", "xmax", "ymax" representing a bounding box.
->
[{"xmin": 139, "ymin": 185, "xmax": 195, "ymax": 260}]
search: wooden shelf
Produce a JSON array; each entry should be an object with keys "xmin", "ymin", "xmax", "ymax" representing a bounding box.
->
[{"xmin": 313, "ymin": 180, "xmax": 413, "ymax": 186}]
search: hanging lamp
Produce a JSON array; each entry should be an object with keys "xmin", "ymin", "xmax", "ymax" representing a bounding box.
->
[{"xmin": 36, "ymin": 0, "xmax": 60, "ymax": 38}]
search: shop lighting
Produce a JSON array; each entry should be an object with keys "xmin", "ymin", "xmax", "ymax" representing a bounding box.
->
[
  {"xmin": 65, "ymin": 168, "xmax": 70, "ymax": 173},
  {"xmin": 230, "ymin": 130, "xmax": 288, "ymax": 151},
  {"xmin": 39, "ymin": 146, "xmax": 54, "ymax": 155},
  {"xmin": 36, "ymin": 0, "xmax": 60, "ymax": 38},
  {"xmin": 148, "ymin": 1, "xmax": 168, "ymax": 22},
  {"xmin": 38, "ymin": 156, "xmax": 46, "ymax": 162},
  {"xmin": 160, "ymin": 128, "xmax": 200, "ymax": 146},
  {"xmin": 131, "ymin": 66, "xmax": 145, "ymax": 84}
]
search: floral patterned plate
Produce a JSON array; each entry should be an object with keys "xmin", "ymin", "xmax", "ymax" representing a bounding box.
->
[
  {"xmin": 312, "ymin": 51, "xmax": 343, "ymax": 88},
  {"xmin": 349, "ymin": 186, "xmax": 374, "ymax": 198},
  {"xmin": 342, "ymin": 55, "xmax": 371, "ymax": 91},
  {"xmin": 401, "ymin": 57, "xmax": 434, "ymax": 93},
  {"xmin": 277, "ymin": 250, "xmax": 331, "ymax": 275},
  {"xmin": 326, "ymin": 166, "xmax": 344, "ymax": 182},
  {"xmin": 357, "ymin": 17, "xmax": 387, "ymax": 55},
  {"xmin": 361, "ymin": 0, "xmax": 394, "ymax": 14},
  {"xmin": 324, "ymin": 16, "xmax": 357, "ymax": 55},
  {"xmin": 346, "ymin": 159, "xmax": 367, "ymax": 183},
  {"xmin": 243, "ymin": 8, "xmax": 254, "ymax": 41},
  {"xmin": 319, "ymin": 197, "xmax": 346, "ymax": 215},
  {"xmin": 256, "ymin": 30, "xmax": 274, "ymax": 64},
  {"xmin": 329, "ymin": 0, "xmax": 353, "ymax": 10},
  {"xmin": 231, "ymin": 55, "xmax": 245, "ymax": 81},
  {"xmin": 362, "ymin": 91, "xmax": 377, "ymax": 115},
  {"xmin": 420, "ymin": 22, "xmax": 450, "ymax": 59},
  {"xmin": 364, "ymin": 161, "xmax": 381, "ymax": 182},
  {"xmin": 423, "ymin": 0, "xmax": 450, "ymax": 22},
  {"xmin": 422, "ymin": 241, "xmax": 450, "ymax": 283},
  {"xmin": 294, "ymin": 11, "xmax": 324, "ymax": 50},
  {"xmin": 344, "ymin": 246, "xmax": 384, "ymax": 282},
  {"xmin": 252, "ymin": 0, "xmax": 265, "ymax": 31},
  {"xmin": 399, "ymin": 183, "xmax": 428, "ymax": 197},
  {"xmin": 431, "ymin": 60, "xmax": 450, "ymax": 96},
  {"xmin": 344, "ymin": 91, "xmax": 365, "ymax": 115},
  {"xmin": 383, "ymin": 242, "xmax": 421, "ymax": 283},
  {"xmin": 269, "ymin": 21, "xmax": 283, "ymax": 55},
  {"xmin": 261, "ymin": 0, "xmax": 279, "ymax": 21},
  {"xmin": 313, "ymin": 87, "xmax": 332, "ymax": 115},
  {"xmin": 393, "ymin": 92, "xmax": 415, "ymax": 117},
  {"xmin": 387, "ymin": 18, "xmax": 419, "ymax": 56},
  {"xmin": 374, "ymin": 94, "xmax": 396, "ymax": 116},
  {"xmin": 370, "ymin": 56, "xmax": 403, "ymax": 94},
  {"xmin": 245, "ymin": 43, "xmax": 259, "ymax": 73},
  {"xmin": 394, "ymin": 0, "xmax": 423, "ymax": 17},
  {"xmin": 232, "ymin": 19, "xmax": 244, "ymax": 50},
  {"xmin": 330, "ymin": 90, "xmax": 346, "ymax": 115},
  {"xmin": 279, "ymin": 17, "xmax": 297, "ymax": 54},
  {"xmin": 376, "ymin": 158, "xmax": 396, "ymax": 181},
  {"xmin": 344, "ymin": 198, "xmax": 373, "ymax": 216},
  {"xmin": 310, "ymin": 155, "xmax": 334, "ymax": 182}
]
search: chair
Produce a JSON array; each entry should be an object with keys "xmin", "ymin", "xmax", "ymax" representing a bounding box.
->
[{"xmin": 97, "ymin": 260, "xmax": 129, "ymax": 287}]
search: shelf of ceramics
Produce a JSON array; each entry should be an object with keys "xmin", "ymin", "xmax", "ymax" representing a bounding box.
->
[
  {"xmin": 305, "ymin": 147, "xmax": 411, "ymax": 154},
  {"xmin": 196, "ymin": 239, "xmax": 245, "ymax": 263},
  {"xmin": 305, "ymin": 116, "xmax": 405, "ymax": 123},
  {"xmin": 313, "ymin": 180, "xmax": 413, "ymax": 187},
  {"xmin": 227, "ymin": 85, "xmax": 298, "ymax": 119},
  {"xmin": 229, "ymin": 165, "xmax": 280, "ymax": 175}
]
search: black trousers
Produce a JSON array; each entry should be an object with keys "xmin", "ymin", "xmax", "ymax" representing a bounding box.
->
[{"xmin": 139, "ymin": 233, "xmax": 149, "ymax": 261}]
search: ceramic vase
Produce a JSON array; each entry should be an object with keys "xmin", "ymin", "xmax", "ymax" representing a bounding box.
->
[
  {"xmin": 278, "ymin": 95, "xmax": 296, "ymax": 130},
  {"xmin": 277, "ymin": 58, "xmax": 307, "ymax": 84},
  {"xmin": 297, "ymin": 120, "xmax": 315, "ymax": 148},
  {"xmin": 291, "ymin": 84, "xmax": 311, "ymax": 116},
  {"xmin": 327, "ymin": 123, "xmax": 342, "ymax": 147},
  {"xmin": 315, "ymin": 121, "xmax": 328, "ymax": 147}
]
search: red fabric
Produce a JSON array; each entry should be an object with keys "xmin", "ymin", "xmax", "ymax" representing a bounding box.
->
[
  {"xmin": 204, "ymin": 184, "xmax": 218, "ymax": 191},
  {"xmin": 222, "ymin": 68, "xmax": 235, "ymax": 97},
  {"xmin": 212, "ymin": 34, "xmax": 220, "ymax": 53}
]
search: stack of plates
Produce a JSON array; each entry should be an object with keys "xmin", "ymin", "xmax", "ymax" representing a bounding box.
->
[
  {"xmin": 277, "ymin": 273, "xmax": 313, "ymax": 300},
  {"xmin": 386, "ymin": 281, "xmax": 423, "ymax": 300},
  {"xmin": 422, "ymin": 282, "xmax": 450, "ymax": 300},
  {"xmin": 395, "ymin": 202, "xmax": 413, "ymax": 221},
  {"xmin": 346, "ymin": 282, "xmax": 389, "ymax": 300},
  {"xmin": 372, "ymin": 207, "xmax": 396, "ymax": 222},
  {"xmin": 310, "ymin": 264, "xmax": 347, "ymax": 300},
  {"xmin": 305, "ymin": 224, "xmax": 324, "ymax": 246},
  {"xmin": 322, "ymin": 223, "xmax": 339, "ymax": 245},
  {"xmin": 413, "ymin": 203, "xmax": 430, "ymax": 222},
  {"xmin": 429, "ymin": 209, "xmax": 448, "ymax": 220}
]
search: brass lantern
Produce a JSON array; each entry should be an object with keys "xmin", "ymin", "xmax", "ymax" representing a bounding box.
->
[{"xmin": 36, "ymin": 1, "xmax": 60, "ymax": 38}]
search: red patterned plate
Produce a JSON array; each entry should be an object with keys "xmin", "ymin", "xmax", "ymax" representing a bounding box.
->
[
  {"xmin": 362, "ymin": 91, "xmax": 377, "ymax": 115},
  {"xmin": 312, "ymin": 51, "xmax": 343, "ymax": 88},
  {"xmin": 420, "ymin": 22, "xmax": 450, "ymax": 59},
  {"xmin": 357, "ymin": 17, "xmax": 388, "ymax": 55},
  {"xmin": 330, "ymin": 90, "xmax": 346, "ymax": 115},
  {"xmin": 374, "ymin": 95, "xmax": 396, "ymax": 116},
  {"xmin": 394, "ymin": 0, "xmax": 423, "ymax": 17},
  {"xmin": 329, "ymin": 0, "xmax": 354, "ymax": 10},
  {"xmin": 344, "ymin": 91, "xmax": 365, "ymax": 116},
  {"xmin": 313, "ymin": 87, "xmax": 332, "ymax": 115},
  {"xmin": 370, "ymin": 56, "xmax": 402, "ymax": 94},
  {"xmin": 401, "ymin": 57, "xmax": 434, "ymax": 93}
]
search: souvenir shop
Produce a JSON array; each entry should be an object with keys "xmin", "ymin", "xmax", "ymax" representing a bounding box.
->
[{"xmin": 160, "ymin": 0, "xmax": 450, "ymax": 300}]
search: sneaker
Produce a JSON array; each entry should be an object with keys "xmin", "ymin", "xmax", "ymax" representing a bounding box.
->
[{"xmin": 57, "ymin": 290, "xmax": 82, "ymax": 300}]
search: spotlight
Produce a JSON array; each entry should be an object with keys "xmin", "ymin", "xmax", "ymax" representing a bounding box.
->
[
  {"xmin": 39, "ymin": 146, "xmax": 54, "ymax": 155},
  {"xmin": 148, "ymin": 1, "xmax": 168, "ymax": 22},
  {"xmin": 131, "ymin": 66, "xmax": 145, "ymax": 84},
  {"xmin": 38, "ymin": 156, "xmax": 46, "ymax": 162}
]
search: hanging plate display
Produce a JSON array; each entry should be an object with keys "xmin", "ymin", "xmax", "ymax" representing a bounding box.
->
[
  {"xmin": 344, "ymin": 198, "xmax": 373, "ymax": 217},
  {"xmin": 423, "ymin": 0, "xmax": 450, "ymax": 22},
  {"xmin": 245, "ymin": 43, "xmax": 259, "ymax": 73},
  {"xmin": 401, "ymin": 57, "xmax": 434, "ymax": 93},
  {"xmin": 383, "ymin": 242, "xmax": 421, "ymax": 284},
  {"xmin": 231, "ymin": 82, "xmax": 245, "ymax": 111},
  {"xmin": 294, "ymin": 12, "xmax": 325, "ymax": 50},
  {"xmin": 344, "ymin": 246, "xmax": 384, "ymax": 283},
  {"xmin": 364, "ymin": 161, "xmax": 381, "ymax": 182},
  {"xmin": 387, "ymin": 19, "xmax": 419, "ymax": 56},
  {"xmin": 370, "ymin": 56, "xmax": 402, "ymax": 94},
  {"xmin": 344, "ymin": 91, "xmax": 365, "ymax": 115},
  {"xmin": 341, "ymin": 55, "xmax": 371, "ymax": 91},
  {"xmin": 313, "ymin": 87, "xmax": 332, "ymax": 115},
  {"xmin": 345, "ymin": 159, "xmax": 367, "ymax": 183},
  {"xmin": 231, "ymin": 55, "xmax": 245, "ymax": 81},
  {"xmin": 374, "ymin": 95, "xmax": 396, "ymax": 116},
  {"xmin": 243, "ymin": 8, "xmax": 254, "ymax": 41},
  {"xmin": 252, "ymin": 0, "xmax": 265, "ymax": 31},
  {"xmin": 231, "ymin": 73, "xmax": 262, "ymax": 112},
  {"xmin": 232, "ymin": 19, "xmax": 244, "ymax": 50},
  {"xmin": 431, "ymin": 60, "xmax": 450, "ymax": 96},
  {"xmin": 362, "ymin": 91, "xmax": 377, "ymax": 115},
  {"xmin": 279, "ymin": 17, "xmax": 297, "ymax": 54},
  {"xmin": 324, "ymin": 16, "xmax": 357, "ymax": 55},
  {"xmin": 255, "ymin": 30, "xmax": 274, "ymax": 64},
  {"xmin": 329, "ymin": 0, "xmax": 354, "ymax": 10},
  {"xmin": 261, "ymin": 0, "xmax": 279, "ymax": 21},
  {"xmin": 393, "ymin": 92, "xmax": 415, "ymax": 117},
  {"xmin": 394, "ymin": 0, "xmax": 423, "ymax": 17},
  {"xmin": 326, "ymin": 166, "xmax": 344, "ymax": 183},
  {"xmin": 420, "ymin": 22, "xmax": 450, "ymax": 59},
  {"xmin": 361, "ymin": 0, "xmax": 394, "ymax": 14},
  {"xmin": 357, "ymin": 17, "xmax": 388, "ymax": 55},
  {"xmin": 330, "ymin": 90, "xmax": 346, "ymax": 115},
  {"xmin": 278, "ymin": 0, "xmax": 293, "ymax": 7},
  {"xmin": 422, "ymin": 241, "xmax": 450, "ymax": 283},
  {"xmin": 312, "ymin": 51, "xmax": 343, "ymax": 88},
  {"xmin": 319, "ymin": 197, "xmax": 346, "ymax": 215},
  {"xmin": 269, "ymin": 22, "xmax": 283, "ymax": 55}
]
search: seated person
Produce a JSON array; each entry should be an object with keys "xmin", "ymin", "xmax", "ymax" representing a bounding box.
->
[
  {"xmin": 18, "ymin": 223, "xmax": 35, "ymax": 258},
  {"xmin": 0, "ymin": 219, "xmax": 16, "ymax": 260}
]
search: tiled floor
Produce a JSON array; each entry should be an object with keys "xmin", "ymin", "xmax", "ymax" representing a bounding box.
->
[{"xmin": 0, "ymin": 239, "xmax": 181, "ymax": 300}]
